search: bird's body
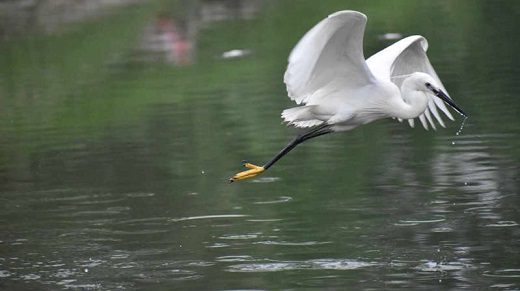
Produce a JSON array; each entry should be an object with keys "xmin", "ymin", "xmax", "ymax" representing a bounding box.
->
[
  {"xmin": 282, "ymin": 80, "xmax": 400, "ymax": 131},
  {"xmin": 229, "ymin": 10, "xmax": 466, "ymax": 183}
]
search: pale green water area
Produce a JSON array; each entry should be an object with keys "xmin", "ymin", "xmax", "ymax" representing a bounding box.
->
[{"xmin": 1, "ymin": 0, "xmax": 520, "ymax": 290}]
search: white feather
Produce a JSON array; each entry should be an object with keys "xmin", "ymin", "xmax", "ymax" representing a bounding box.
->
[
  {"xmin": 284, "ymin": 11, "xmax": 375, "ymax": 106},
  {"xmin": 281, "ymin": 106, "xmax": 324, "ymax": 128},
  {"xmin": 279, "ymin": 11, "xmax": 464, "ymax": 132},
  {"xmin": 366, "ymin": 36, "xmax": 455, "ymax": 129}
]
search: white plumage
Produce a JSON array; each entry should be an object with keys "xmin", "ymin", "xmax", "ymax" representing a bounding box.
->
[{"xmin": 281, "ymin": 10, "xmax": 463, "ymax": 131}]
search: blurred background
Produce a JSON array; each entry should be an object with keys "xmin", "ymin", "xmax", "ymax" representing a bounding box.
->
[{"xmin": 0, "ymin": 0, "xmax": 519, "ymax": 290}]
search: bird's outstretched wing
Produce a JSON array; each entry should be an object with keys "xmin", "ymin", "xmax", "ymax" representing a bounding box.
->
[
  {"xmin": 284, "ymin": 11, "xmax": 376, "ymax": 105},
  {"xmin": 366, "ymin": 36, "xmax": 455, "ymax": 130}
]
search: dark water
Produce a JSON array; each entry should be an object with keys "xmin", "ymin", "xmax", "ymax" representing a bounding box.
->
[{"xmin": 1, "ymin": 1, "xmax": 519, "ymax": 290}]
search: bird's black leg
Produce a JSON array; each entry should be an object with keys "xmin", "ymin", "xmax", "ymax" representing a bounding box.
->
[
  {"xmin": 229, "ymin": 124, "xmax": 332, "ymax": 183},
  {"xmin": 263, "ymin": 123, "xmax": 332, "ymax": 170}
]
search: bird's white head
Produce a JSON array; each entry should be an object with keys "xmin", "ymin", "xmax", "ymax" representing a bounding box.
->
[
  {"xmin": 402, "ymin": 72, "xmax": 438, "ymax": 92},
  {"xmin": 399, "ymin": 72, "xmax": 466, "ymax": 119}
]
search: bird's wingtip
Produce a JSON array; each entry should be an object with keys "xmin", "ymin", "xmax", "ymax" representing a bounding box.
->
[{"xmin": 328, "ymin": 10, "xmax": 366, "ymax": 20}]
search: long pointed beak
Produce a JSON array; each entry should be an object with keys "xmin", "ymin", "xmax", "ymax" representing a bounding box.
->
[{"xmin": 428, "ymin": 86, "xmax": 467, "ymax": 117}]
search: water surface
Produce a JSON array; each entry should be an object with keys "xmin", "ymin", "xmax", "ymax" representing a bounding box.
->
[{"xmin": 1, "ymin": 0, "xmax": 519, "ymax": 290}]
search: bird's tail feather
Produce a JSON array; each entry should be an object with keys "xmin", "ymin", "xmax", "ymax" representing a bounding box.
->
[{"xmin": 281, "ymin": 106, "xmax": 324, "ymax": 128}]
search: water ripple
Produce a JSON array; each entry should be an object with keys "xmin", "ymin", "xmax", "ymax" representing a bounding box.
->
[
  {"xmin": 216, "ymin": 255, "xmax": 256, "ymax": 262},
  {"xmin": 485, "ymin": 221, "xmax": 518, "ymax": 227},
  {"xmin": 250, "ymin": 177, "xmax": 281, "ymax": 183},
  {"xmin": 415, "ymin": 261, "xmax": 472, "ymax": 272},
  {"xmin": 247, "ymin": 218, "xmax": 283, "ymax": 222},
  {"xmin": 226, "ymin": 258, "xmax": 376, "ymax": 272},
  {"xmin": 126, "ymin": 192, "xmax": 156, "ymax": 198},
  {"xmin": 169, "ymin": 214, "xmax": 249, "ymax": 223},
  {"xmin": 219, "ymin": 234, "xmax": 260, "ymax": 240},
  {"xmin": 483, "ymin": 269, "xmax": 520, "ymax": 278},
  {"xmin": 205, "ymin": 242, "xmax": 231, "ymax": 249},
  {"xmin": 254, "ymin": 196, "xmax": 293, "ymax": 204},
  {"xmin": 394, "ymin": 215, "xmax": 446, "ymax": 226},
  {"xmin": 254, "ymin": 240, "xmax": 331, "ymax": 246}
]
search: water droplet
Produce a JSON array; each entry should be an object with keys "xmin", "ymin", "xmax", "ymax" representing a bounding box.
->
[
  {"xmin": 451, "ymin": 142, "xmax": 456, "ymax": 145},
  {"xmin": 455, "ymin": 116, "xmax": 468, "ymax": 136}
]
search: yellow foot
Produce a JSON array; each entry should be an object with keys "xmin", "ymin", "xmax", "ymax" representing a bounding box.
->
[{"xmin": 229, "ymin": 163, "xmax": 265, "ymax": 183}]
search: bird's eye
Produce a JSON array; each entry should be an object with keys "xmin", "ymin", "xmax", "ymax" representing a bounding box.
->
[{"xmin": 425, "ymin": 82, "xmax": 431, "ymax": 87}]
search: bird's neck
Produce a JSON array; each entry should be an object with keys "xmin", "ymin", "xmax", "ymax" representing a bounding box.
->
[
  {"xmin": 391, "ymin": 87, "xmax": 429, "ymax": 120},
  {"xmin": 386, "ymin": 75, "xmax": 430, "ymax": 119}
]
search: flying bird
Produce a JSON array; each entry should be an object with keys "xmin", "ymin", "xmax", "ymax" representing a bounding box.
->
[{"xmin": 229, "ymin": 10, "xmax": 466, "ymax": 183}]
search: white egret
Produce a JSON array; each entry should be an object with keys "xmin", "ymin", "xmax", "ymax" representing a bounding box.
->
[{"xmin": 229, "ymin": 10, "xmax": 466, "ymax": 183}]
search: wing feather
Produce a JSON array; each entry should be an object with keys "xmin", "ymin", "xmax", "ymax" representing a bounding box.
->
[
  {"xmin": 284, "ymin": 11, "xmax": 376, "ymax": 105},
  {"xmin": 366, "ymin": 36, "xmax": 455, "ymax": 130}
]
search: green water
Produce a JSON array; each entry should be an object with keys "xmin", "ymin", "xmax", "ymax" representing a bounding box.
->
[{"xmin": 1, "ymin": 0, "xmax": 519, "ymax": 290}]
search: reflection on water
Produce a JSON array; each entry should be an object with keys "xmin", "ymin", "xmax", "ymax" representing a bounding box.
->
[
  {"xmin": 137, "ymin": 0, "xmax": 265, "ymax": 65},
  {"xmin": 139, "ymin": 15, "xmax": 194, "ymax": 66},
  {"xmin": 1, "ymin": 0, "xmax": 520, "ymax": 290}
]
